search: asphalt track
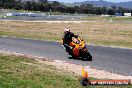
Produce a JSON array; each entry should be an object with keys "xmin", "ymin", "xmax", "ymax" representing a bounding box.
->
[
  {"xmin": 0, "ymin": 37, "xmax": 132, "ymax": 76},
  {"xmin": 0, "ymin": 15, "xmax": 83, "ymax": 21}
]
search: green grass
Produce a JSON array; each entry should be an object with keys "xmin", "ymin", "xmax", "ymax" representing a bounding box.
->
[
  {"xmin": 1, "ymin": 20, "xmax": 132, "ymax": 48},
  {"xmin": 0, "ymin": 54, "xmax": 131, "ymax": 88},
  {"xmin": 0, "ymin": 54, "xmax": 81, "ymax": 88},
  {"xmin": 90, "ymin": 39, "xmax": 132, "ymax": 48},
  {"xmin": 0, "ymin": 30, "xmax": 60, "ymax": 41},
  {"xmin": 107, "ymin": 17, "xmax": 132, "ymax": 21},
  {"xmin": 82, "ymin": 16, "xmax": 132, "ymax": 22},
  {"xmin": 81, "ymin": 16, "xmax": 107, "ymax": 21}
]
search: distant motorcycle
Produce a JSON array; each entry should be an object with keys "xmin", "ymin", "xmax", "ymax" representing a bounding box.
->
[{"xmin": 61, "ymin": 36, "xmax": 92, "ymax": 61}]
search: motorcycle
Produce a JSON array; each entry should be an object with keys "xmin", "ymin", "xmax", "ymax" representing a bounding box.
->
[{"xmin": 61, "ymin": 36, "xmax": 92, "ymax": 61}]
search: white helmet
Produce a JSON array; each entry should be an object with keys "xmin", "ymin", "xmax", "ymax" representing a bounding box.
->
[{"xmin": 64, "ymin": 28, "xmax": 70, "ymax": 33}]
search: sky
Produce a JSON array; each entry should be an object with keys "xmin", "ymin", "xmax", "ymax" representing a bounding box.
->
[{"xmin": 48, "ymin": 0, "xmax": 132, "ymax": 3}]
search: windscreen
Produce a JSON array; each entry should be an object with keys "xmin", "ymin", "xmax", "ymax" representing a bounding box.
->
[{"xmin": 72, "ymin": 37, "xmax": 80, "ymax": 44}]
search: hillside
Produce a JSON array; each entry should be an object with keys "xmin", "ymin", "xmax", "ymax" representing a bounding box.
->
[
  {"xmin": 74, "ymin": 0, "xmax": 132, "ymax": 8},
  {"xmin": 18, "ymin": 0, "xmax": 47, "ymax": 3}
]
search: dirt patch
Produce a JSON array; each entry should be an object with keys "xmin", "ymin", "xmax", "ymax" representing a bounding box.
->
[{"xmin": 36, "ymin": 59, "xmax": 132, "ymax": 80}]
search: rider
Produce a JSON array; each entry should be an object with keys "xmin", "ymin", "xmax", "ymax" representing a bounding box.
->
[{"xmin": 62, "ymin": 28, "xmax": 77, "ymax": 50}]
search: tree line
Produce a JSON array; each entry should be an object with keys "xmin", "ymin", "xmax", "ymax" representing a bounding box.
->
[{"xmin": 0, "ymin": 0, "xmax": 132, "ymax": 15}]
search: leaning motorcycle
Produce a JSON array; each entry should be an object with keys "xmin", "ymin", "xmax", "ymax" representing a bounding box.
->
[{"xmin": 61, "ymin": 36, "xmax": 92, "ymax": 61}]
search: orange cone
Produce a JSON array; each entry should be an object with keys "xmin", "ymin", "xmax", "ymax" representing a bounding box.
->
[{"xmin": 82, "ymin": 67, "xmax": 88, "ymax": 78}]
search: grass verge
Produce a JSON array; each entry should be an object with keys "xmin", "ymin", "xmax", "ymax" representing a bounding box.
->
[
  {"xmin": 0, "ymin": 20, "xmax": 132, "ymax": 48},
  {"xmin": 0, "ymin": 54, "xmax": 132, "ymax": 88},
  {"xmin": 0, "ymin": 54, "xmax": 82, "ymax": 88},
  {"xmin": 81, "ymin": 16, "xmax": 132, "ymax": 22}
]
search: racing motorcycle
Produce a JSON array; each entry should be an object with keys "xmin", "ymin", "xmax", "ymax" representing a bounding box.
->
[{"xmin": 61, "ymin": 36, "xmax": 92, "ymax": 61}]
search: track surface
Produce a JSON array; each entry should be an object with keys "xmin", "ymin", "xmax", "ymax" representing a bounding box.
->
[
  {"xmin": 0, "ymin": 15, "xmax": 83, "ymax": 21},
  {"xmin": 0, "ymin": 37, "xmax": 132, "ymax": 76}
]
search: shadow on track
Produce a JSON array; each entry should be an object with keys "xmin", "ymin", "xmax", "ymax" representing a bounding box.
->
[{"xmin": 68, "ymin": 56, "xmax": 92, "ymax": 61}]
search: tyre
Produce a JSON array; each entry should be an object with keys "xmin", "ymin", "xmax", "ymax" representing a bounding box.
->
[
  {"xmin": 83, "ymin": 52, "xmax": 92, "ymax": 61},
  {"xmin": 80, "ymin": 77, "xmax": 90, "ymax": 86},
  {"xmin": 87, "ymin": 52, "xmax": 92, "ymax": 61}
]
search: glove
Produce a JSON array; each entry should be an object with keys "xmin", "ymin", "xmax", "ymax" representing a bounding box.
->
[{"xmin": 74, "ymin": 35, "xmax": 78, "ymax": 38}]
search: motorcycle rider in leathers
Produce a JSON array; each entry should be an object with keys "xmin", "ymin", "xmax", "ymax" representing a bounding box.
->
[{"xmin": 62, "ymin": 28, "xmax": 77, "ymax": 52}]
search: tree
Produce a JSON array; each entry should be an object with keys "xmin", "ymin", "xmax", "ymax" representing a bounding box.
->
[
  {"xmin": 52, "ymin": 1, "xmax": 60, "ymax": 6},
  {"xmin": 0, "ymin": 0, "xmax": 4, "ymax": 7},
  {"xmin": 24, "ymin": 1, "xmax": 32, "ymax": 10},
  {"xmin": 0, "ymin": 0, "xmax": 132, "ymax": 15},
  {"xmin": 111, "ymin": 6, "xmax": 116, "ymax": 10},
  {"xmin": 31, "ymin": 2, "xmax": 37, "ymax": 11},
  {"xmin": 101, "ymin": 6, "xmax": 107, "ymax": 14},
  {"xmin": 36, "ymin": 3, "xmax": 44, "ymax": 11},
  {"xmin": 14, "ymin": 3, "xmax": 22, "ymax": 10},
  {"xmin": 107, "ymin": 9, "xmax": 115, "ymax": 15},
  {"xmin": 66, "ymin": 7, "xmax": 75, "ymax": 14}
]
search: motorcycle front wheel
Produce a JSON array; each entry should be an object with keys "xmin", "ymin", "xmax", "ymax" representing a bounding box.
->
[{"xmin": 83, "ymin": 52, "xmax": 92, "ymax": 61}]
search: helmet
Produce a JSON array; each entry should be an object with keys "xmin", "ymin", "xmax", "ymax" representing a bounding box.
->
[{"xmin": 64, "ymin": 28, "xmax": 70, "ymax": 33}]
